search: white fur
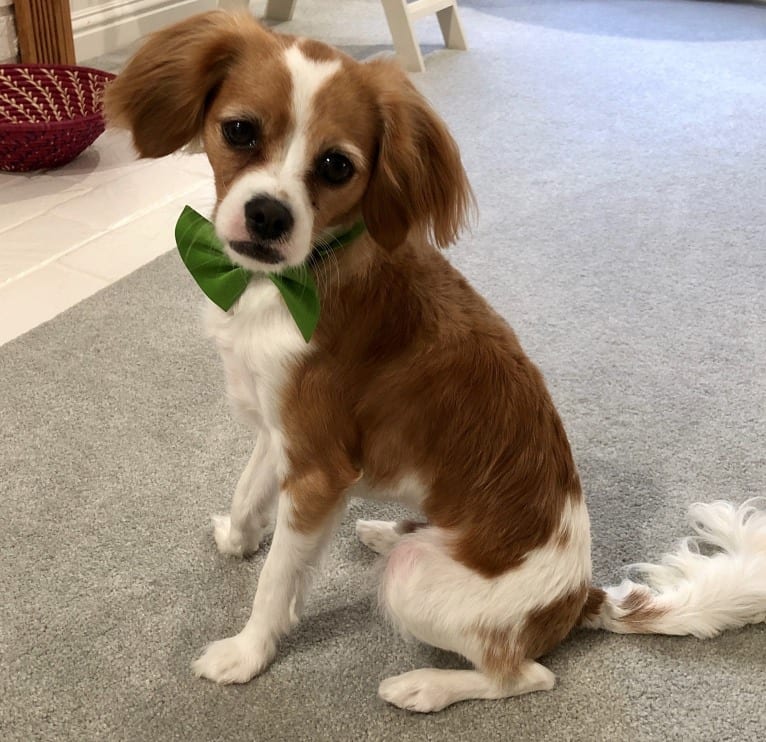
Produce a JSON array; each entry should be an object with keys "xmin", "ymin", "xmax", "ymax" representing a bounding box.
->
[
  {"xmin": 376, "ymin": 499, "xmax": 591, "ymax": 659},
  {"xmin": 587, "ymin": 498, "xmax": 766, "ymax": 638},
  {"xmin": 354, "ymin": 505, "xmax": 588, "ymax": 711},
  {"xmin": 350, "ymin": 473, "xmax": 429, "ymax": 512},
  {"xmin": 557, "ymin": 492, "xmax": 590, "ymax": 544},
  {"xmin": 212, "ymin": 432, "xmax": 278, "ymax": 557},
  {"xmin": 353, "ymin": 495, "xmax": 592, "ymax": 711},
  {"xmin": 356, "ymin": 503, "xmax": 590, "ymax": 713},
  {"xmin": 214, "ymin": 47, "xmax": 341, "ymax": 271},
  {"xmin": 205, "ymin": 278, "xmax": 307, "ymax": 432},
  {"xmin": 194, "ymin": 493, "xmax": 345, "ymax": 683},
  {"xmin": 378, "ymin": 662, "xmax": 555, "ymax": 713},
  {"xmin": 196, "ymin": 276, "xmax": 324, "ymax": 682}
]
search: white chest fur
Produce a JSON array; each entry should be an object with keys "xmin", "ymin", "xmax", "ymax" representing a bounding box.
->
[{"xmin": 204, "ymin": 278, "xmax": 310, "ymax": 433}]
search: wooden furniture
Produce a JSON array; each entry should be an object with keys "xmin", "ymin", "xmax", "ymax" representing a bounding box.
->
[
  {"xmin": 378, "ymin": 0, "xmax": 467, "ymax": 72},
  {"xmin": 14, "ymin": 0, "xmax": 76, "ymax": 65},
  {"xmin": 263, "ymin": 0, "xmax": 468, "ymax": 72},
  {"xmin": 10, "ymin": 0, "xmax": 466, "ymax": 71}
]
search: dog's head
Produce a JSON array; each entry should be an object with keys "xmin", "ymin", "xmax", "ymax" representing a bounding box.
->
[{"xmin": 105, "ymin": 11, "xmax": 472, "ymax": 272}]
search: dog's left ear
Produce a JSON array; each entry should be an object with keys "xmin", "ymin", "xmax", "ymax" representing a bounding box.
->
[{"xmin": 362, "ymin": 61, "xmax": 475, "ymax": 251}]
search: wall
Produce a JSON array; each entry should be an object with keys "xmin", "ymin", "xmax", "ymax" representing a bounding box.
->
[
  {"xmin": 71, "ymin": 0, "xmax": 221, "ymax": 60},
  {"xmin": 0, "ymin": 0, "xmax": 17, "ymax": 63}
]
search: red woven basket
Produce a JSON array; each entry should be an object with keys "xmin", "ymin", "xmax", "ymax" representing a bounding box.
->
[{"xmin": 0, "ymin": 64, "xmax": 115, "ymax": 172}]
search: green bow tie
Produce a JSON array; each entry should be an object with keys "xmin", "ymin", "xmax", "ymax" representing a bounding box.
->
[{"xmin": 174, "ymin": 206, "xmax": 365, "ymax": 342}]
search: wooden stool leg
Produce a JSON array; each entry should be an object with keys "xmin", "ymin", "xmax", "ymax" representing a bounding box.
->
[
  {"xmin": 15, "ymin": 0, "xmax": 76, "ymax": 64},
  {"xmin": 380, "ymin": 0, "xmax": 425, "ymax": 73},
  {"xmin": 264, "ymin": 0, "xmax": 298, "ymax": 22},
  {"xmin": 437, "ymin": 4, "xmax": 468, "ymax": 50}
]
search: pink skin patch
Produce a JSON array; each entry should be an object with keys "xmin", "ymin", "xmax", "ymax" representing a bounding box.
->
[
  {"xmin": 384, "ymin": 539, "xmax": 423, "ymax": 581},
  {"xmin": 216, "ymin": 210, "xmax": 250, "ymax": 244}
]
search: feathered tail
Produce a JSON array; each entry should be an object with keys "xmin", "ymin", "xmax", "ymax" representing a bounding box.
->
[{"xmin": 582, "ymin": 498, "xmax": 766, "ymax": 639}]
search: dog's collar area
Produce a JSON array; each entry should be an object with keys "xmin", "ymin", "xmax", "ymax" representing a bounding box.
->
[
  {"xmin": 174, "ymin": 206, "xmax": 365, "ymax": 342},
  {"xmin": 309, "ymin": 220, "xmax": 367, "ymax": 264}
]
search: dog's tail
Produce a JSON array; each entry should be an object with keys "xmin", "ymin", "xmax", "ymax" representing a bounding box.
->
[{"xmin": 580, "ymin": 498, "xmax": 766, "ymax": 638}]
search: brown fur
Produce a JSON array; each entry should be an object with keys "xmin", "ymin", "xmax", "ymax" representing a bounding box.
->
[
  {"xmin": 475, "ymin": 624, "xmax": 523, "ymax": 681},
  {"xmin": 476, "ymin": 584, "xmax": 588, "ymax": 682},
  {"xmin": 359, "ymin": 61, "xmax": 475, "ymax": 250},
  {"xmin": 614, "ymin": 587, "xmax": 668, "ymax": 632},
  {"xmin": 104, "ymin": 12, "xmax": 255, "ymax": 157},
  {"xmin": 106, "ymin": 10, "xmax": 590, "ymax": 682},
  {"xmin": 283, "ymin": 238, "xmax": 582, "ymax": 577},
  {"xmin": 579, "ymin": 586, "xmax": 607, "ymax": 625},
  {"xmin": 522, "ymin": 584, "xmax": 590, "ymax": 660},
  {"xmin": 395, "ymin": 520, "xmax": 428, "ymax": 535}
]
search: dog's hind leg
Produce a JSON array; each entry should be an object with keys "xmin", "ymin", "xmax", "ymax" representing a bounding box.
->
[
  {"xmin": 213, "ymin": 430, "xmax": 279, "ymax": 557},
  {"xmin": 376, "ymin": 527, "xmax": 580, "ymax": 712},
  {"xmin": 379, "ymin": 661, "xmax": 555, "ymax": 713}
]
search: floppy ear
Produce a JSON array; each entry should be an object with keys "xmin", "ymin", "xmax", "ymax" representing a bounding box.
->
[
  {"xmin": 104, "ymin": 11, "xmax": 247, "ymax": 157},
  {"xmin": 362, "ymin": 61, "xmax": 475, "ymax": 251}
]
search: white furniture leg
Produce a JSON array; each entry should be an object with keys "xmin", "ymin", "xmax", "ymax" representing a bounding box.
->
[
  {"xmin": 436, "ymin": 3, "xmax": 468, "ymax": 51},
  {"xmin": 381, "ymin": 0, "xmax": 426, "ymax": 73},
  {"xmin": 382, "ymin": 0, "xmax": 469, "ymax": 73},
  {"xmin": 250, "ymin": 1, "xmax": 469, "ymax": 73},
  {"xmin": 264, "ymin": 0, "xmax": 298, "ymax": 21}
]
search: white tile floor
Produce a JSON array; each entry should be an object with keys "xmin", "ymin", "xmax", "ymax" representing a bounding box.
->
[{"xmin": 0, "ymin": 130, "xmax": 216, "ymax": 346}]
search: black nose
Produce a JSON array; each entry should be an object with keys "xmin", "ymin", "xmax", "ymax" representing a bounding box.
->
[{"xmin": 244, "ymin": 197, "xmax": 294, "ymax": 242}]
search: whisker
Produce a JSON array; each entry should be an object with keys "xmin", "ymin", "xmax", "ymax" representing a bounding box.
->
[{"xmin": 318, "ymin": 234, "xmax": 342, "ymax": 305}]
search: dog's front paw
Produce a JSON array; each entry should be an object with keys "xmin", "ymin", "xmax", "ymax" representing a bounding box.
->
[
  {"xmin": 212, "ymin": 514, "xmax": 261, "ymax": 558},
  {"xmin": 192, "ymin": 632, "xmax": 276, "ymax": 684}
]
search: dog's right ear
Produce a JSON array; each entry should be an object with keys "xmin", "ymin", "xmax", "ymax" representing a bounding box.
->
[{"xmin": 104, "ymin": 11, "xmax": 246, "ymax": 157}]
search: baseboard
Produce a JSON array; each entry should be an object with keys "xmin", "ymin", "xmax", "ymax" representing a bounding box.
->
[{"xmin": 72, "ymin": 0, "xmax": 218, "ymax": 61}]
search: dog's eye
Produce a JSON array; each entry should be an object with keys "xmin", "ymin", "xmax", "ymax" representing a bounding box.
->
[
  {"xmin": 316, "ymin": 151, "xmax": 354, "ymax": 186},
  {"xmin": 222, "ymin": 120, "xmax": 259, "ymax": 150}
]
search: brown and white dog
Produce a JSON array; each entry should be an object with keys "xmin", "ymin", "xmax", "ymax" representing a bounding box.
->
[{"xmin": 105, "ymin": 11, "xmax": 766, "ymax": 712}]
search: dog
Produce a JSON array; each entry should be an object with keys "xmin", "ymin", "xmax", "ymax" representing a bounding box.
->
[{"xmin": 105, "ymin": 11, "xmax": 766, "ymax": 712}]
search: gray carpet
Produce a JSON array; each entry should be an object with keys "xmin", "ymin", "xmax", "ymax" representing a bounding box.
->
[{"xmin": 3, "ymin": 1, "xmax": 766, "ymax": 739}]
